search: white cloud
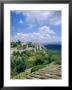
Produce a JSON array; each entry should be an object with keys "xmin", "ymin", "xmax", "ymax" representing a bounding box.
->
[
  {"xmin": 49, "ymin": 17, "xmax": 61, "ymax": 25},
  {"xmin": 23, "ymin": 11, "xmax": 54, "ymax": 26},
  {"xmin": 19, "ymin": 20, "xmax": 23, "ymax": 24},
  {"xmin": 11, "ymin": 26, "xmax": 61, "ymax": 44},
  {"xmin": 39, "ymin": 26, "xmax": 55, "ymax": 35},
  {"xmin": 13, "ymin": 10, "xmax": 61, "ymax": 26}
]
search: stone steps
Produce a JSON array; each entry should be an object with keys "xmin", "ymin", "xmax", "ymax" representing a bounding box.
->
[{"xmin": 24, "ymin": 65, "xmax": 61, "ymax": 79}]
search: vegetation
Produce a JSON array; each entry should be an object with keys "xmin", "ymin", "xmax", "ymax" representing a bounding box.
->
[
  {"xmin": 11, "ymin": 40, "xmax": 21, "ymax": 48},
  {"xmin": 11, "ymin": 57, "xmax": 27, "ymax": 77},
  {"xmin": 12, "ymin": 69, "xmax": 31, "ymax": 79},
  {"xmin": 31, "ymin": 65, "xmax": 46, "ymax": 73},
  {"xmin": 11, "ymin": 41, "xmax": 61, "ymax": 79}
]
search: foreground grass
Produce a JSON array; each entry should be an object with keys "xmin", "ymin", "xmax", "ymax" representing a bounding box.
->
[
  {"xmin": 31, "ymin": 64, "xmax": 46, "ymax": 73},
  {"xmin": 12, "ymin": 69, "xmax": 31, "ymax": 79},
  {"xmin": 11, "ymin": 64, "xmax": 47, "ymax": 79}
]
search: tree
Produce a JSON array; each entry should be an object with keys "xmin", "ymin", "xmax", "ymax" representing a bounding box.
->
[
  {"xmin": 11, "ymin": 42, "xmax": 18, "ymax": 48},
  {"xmin": 17, "ymin": 40, "xmax": 21, "ymax": 44},
  {"xmin": 28, "ymin": 42, "xmax": 32, "ymax": 47}
]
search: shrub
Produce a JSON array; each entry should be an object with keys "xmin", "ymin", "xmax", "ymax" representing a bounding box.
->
[
  {"xmin": 26, "ymin": 61, "xmax": 34, "ymax": 68},
  {"xmin": 12, "ymin": 69, "xmax": 31, "ymax": 79},
  {"xmin": 13, "ymin": 51, "xmax": 20, "ymax": 56},
  {"xmin": 42, "ymin": 54, "xmax": 49, "ymax": 64},
  {"xmin": 11, "ymin": 58, "xmax": 27, "ymax": 77},
  {"xmin": 51, "ymin": 55, "xmax": 61, "ymax": 65},
  {"xmin": 48, "ymin": 57, "xmax": 52, "ymax": 64},
  {"xmin": 31, "ymin": 65, "xmax": 45, "ymax": 73},
  {"xmin": 54, "ymin": 56, "xmax": 61, "ymax": 65},
  {"xmin": 25, "ymin": 50, "xmax": 31, "ymax": 57},
  {"xmin": 34, "ymin": 58, "xmax": 44, "ymax": 65}
]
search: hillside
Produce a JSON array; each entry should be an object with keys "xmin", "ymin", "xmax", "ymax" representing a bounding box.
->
[{"xmin": 11, "ymin": 41, "xmax": 61, "ymax": 79}]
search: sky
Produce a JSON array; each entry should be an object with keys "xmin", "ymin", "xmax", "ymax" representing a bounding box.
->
[{"xmin": 11, "ymin": 10, "xmax": 61, "ymax": 44}]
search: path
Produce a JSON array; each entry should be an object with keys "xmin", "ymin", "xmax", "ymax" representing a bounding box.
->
[{"xmin": 23, "ymin": 64, "xmax": 61, "ymax": 79}]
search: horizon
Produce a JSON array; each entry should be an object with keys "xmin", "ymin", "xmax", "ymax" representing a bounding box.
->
[{"xmin": 11, "ymin": 41, "xmax": 61, "ymax": 45}]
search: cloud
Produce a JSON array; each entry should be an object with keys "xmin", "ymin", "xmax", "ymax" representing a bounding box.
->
[
  {"xmin": 19, "ymin": 20, "xmax": 23, "ymax": 24},
  {"xmin": 23, "ymin": 11, "xmax": 53, "ymax": 26},
  {"xmin": 49, "ymin": 17, "xmax": 61, "ymax": 25},
  {"xmin": 11, "ymin": 26, "xmax": 61, "ymax": 44},
  {"xmin": 11, "ymin": 11, "xmax": 61, "ymax": 44},
  {"xmin": 39, "ymin": 26, "xmax": 55, "ymax": 35},
  {"xmin": 13, "ymin": 10, "xmax": 61, "ymax": 26}
]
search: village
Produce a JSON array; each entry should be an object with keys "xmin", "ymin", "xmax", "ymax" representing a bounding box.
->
[{"xmin": 11, "ymin": 42, "xmax": 46, "ymax": 54}]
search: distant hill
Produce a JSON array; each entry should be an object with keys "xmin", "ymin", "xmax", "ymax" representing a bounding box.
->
[{"xmin": 44, "ymin": 44, "xmax": 61, "ymax": 50}]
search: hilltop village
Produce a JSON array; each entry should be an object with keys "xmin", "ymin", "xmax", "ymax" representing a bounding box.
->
[{"xmin": 11, "ymin": 41, "xmax": 47, "ymax": 54}]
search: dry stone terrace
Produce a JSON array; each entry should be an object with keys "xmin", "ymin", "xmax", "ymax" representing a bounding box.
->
[{"xmin": 23, "ymin": 64, "xmax": 61, "ymax": 79}]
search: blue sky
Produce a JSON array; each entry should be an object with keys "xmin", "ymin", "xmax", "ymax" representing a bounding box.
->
[{"xmin": 11, "ymin": 10, "xmax": 61, "ymax": 44}]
